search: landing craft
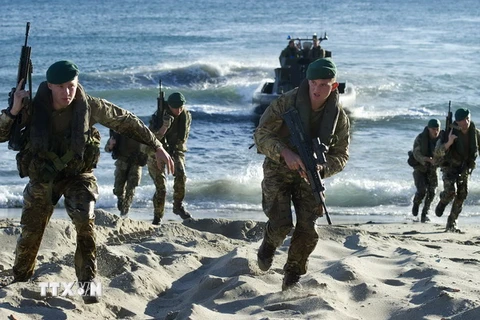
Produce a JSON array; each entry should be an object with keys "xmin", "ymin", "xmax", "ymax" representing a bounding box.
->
[{"xmin": 252, "ymin": 33, "xmax": 356, "ymax": 116}]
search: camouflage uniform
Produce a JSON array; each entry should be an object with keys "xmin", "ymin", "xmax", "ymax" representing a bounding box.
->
[
  {"xmin": 254, "ymin": 80, "xmax": 350, "ymax": 276},
  {"xmin": 147, "ymin": 105, "xmax": 192, "ymax": 221},
  {"xmin": 411, "ymin": 127, "xmax": 440, "ymax": 221},
  {"xmin": 308, "ymin": 46, "xmax": 327, "ymax": 61},
  {"xmin": 279, "ymin": 43, "xmax": 300, "ymax": 67},
  {"xmin": 0, "ymin": 81, "xmax": 162, "ymax": 283},
  {"xmin": 434, "ymin": 121, "xmax": 480, "ymax": 230},
  {"xmin": 105, "ymin": 130, "xmax": 147, "ymax": 216}
]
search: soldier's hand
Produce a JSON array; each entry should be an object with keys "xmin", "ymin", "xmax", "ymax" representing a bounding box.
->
[
  {"xmin": 11, "ymin": 79, "xmax": 30, "ymax": 116},
  {"xmin": 281, "ymin": 148, "xmax": 307, "ymax": 178},
  {"xmin": 445, "ymin": 129, "xmax": 457, "ymax": 150},
  {"xmin": 424, "ymin": 157, "xmax": 434, "ymax": 164},
  {"xmin": 155, "ymin": 146, "xmax": 174, "ymax": 175},
  {"xmin": 162, "ymin": 113, "xmax": 174, "ymax": 127}
]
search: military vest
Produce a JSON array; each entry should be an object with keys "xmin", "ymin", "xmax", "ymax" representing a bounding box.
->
[
  {"xmin": 109, "ymin": 129, "xmax": 147, "ymax": 166},
  {"xmin": 149, "ymin": 103, "xmax": 189, "ymax": 153},
  {"xmin": 278, "ymin": 80, "xmax": 341, "ymax": 153},
  {"xmin": 446, "ymin": 121, "xmax": 478, "ymax": 169},
  {"xmin": 16, "ymin": 81, "xmax": 100, "ymax": 181},
  {"xmin": 419, "ymin": 126, "xmax": 437, "ymax": 158}
]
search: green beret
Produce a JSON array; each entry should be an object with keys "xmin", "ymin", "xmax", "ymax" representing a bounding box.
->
[
  {"xmin": 428, "ymin": 119, "xmax": 441, "ymax": 128},
  {"xmin": 46, "ymin": 60, "xmax": 79, "ymax": 84},
  {"xmin": 455, "ymin": 108, "xmax": 470, "ymax": 121},
  {"xmin": 306, "ymin": 58, "xmax": 337, "ymax": 80},
  {"xmin": 167, "ymin": 92, "xmax": 186, "ymax": 109}
]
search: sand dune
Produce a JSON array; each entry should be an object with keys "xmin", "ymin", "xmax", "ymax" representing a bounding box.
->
[{"xmin": 1, "ymin": 210, "xmax": 480, "ymax": 319}]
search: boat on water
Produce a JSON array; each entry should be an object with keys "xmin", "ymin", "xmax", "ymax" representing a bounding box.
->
[{"xmin": 252, "ymin": 33, "xmax": 356, "ymax": 115}]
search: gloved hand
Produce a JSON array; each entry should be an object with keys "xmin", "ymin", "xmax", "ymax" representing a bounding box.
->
[{"xmin": 163, "ymin": 112, "xmax": 174, "ymax": 128}]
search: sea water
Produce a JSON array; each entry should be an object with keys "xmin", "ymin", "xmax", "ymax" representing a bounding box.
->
[{"xmin": 1, "ymin": 0, "xmax": 479, "ymax": 222}]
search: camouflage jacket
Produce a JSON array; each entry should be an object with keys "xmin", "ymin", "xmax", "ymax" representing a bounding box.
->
[
  {"xmin": 434, "ymin": 121, "xmax": 480, "ymax": 171},
  {"xmin": 412, "ymin": 126, "xmax": 440, "ymax": 171},
  {"xmin": 254, "ymin": 81, "xmax": 350, "ymax": 178},
  {"xmin": 105, "ymin": 130, "xmax": 147, "ymax": 166},
  {"xmin": 148, "ymin": 108, "xmax": 192, "ymax": 156}
]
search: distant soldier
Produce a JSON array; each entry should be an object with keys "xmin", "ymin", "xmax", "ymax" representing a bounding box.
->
[
  {"xmin": 308, "ymin": 36, "xmax": 330, "ymax": 61},
  {"xmin": 279, "ymin": 40, "xmax": 300, "ymax": 67},
  {"xmin": 434, "ymin": 108, "xmax": 480, "ymax": 232},
  {"xmin": 410, "ymin": 119, "xmax": 441, "ymax": 222},
  {"xmin": 0, "ymin": 60, "xmax": 173, "ymax": 303},
  {"xmin": 105, "ymin": 130, "xmax": 148, "ymax": 216},
  {"xmin": 147, "ymin": 92, "xmax": 192, "ymax": 225}
]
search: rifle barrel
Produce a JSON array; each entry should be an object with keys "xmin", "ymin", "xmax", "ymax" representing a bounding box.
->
[{"xmin": 25, "ymin": 22, "xmax": 30, "ymax": 46}]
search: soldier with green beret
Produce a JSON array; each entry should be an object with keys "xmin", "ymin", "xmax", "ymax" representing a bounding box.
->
[
  {"xmin": 434, "ymin": 107, "xmax": 480, "ymax": 232},
  {"xmin": 410, "ymin": 119, "xmax": 441, "ymax": 222},
  {"xmin": 146, "ymin": 91, "xmax": 192, "ymax": 225},
  {"xmin": 0, "ymin": 60, "xmax": 174, "ymax": 303},
  {"xmin": 254, "ymin": 57, "xmax": 350, "ymax": 290}
]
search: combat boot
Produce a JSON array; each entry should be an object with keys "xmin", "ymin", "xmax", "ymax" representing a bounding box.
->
[
  {"xmin": 120, "ymin": 208, "xmax": 129, "ymax": 217},
  {"xmin": 152, "ymin": 216, "xmax": 162, "ymax": 225},
  {"xmin": 173, "ymin": 202, "xmax": 192, "ymax": 220},
  {"xmin": 78, "ymin": 280, "xmax": 100, "ymax": 304},
  {"xmin": 282, "ymin": 272, "xmax": 301, "ymax": 291},
  {"xmin": 117, "ymin": 198, "xmax": 123, "ymax": 211},
  {"xmin": 435, "ymin": 201, "xmax": 447, "ymax": 217},
  {"xmin": 257, "ymin": 239, "xmax": 276, "ymax": 271},
  {"xmin": 421, "ymin": 208, "xmax": 430, "ymax": 223},
  {"xmin": 445, "ymin": 216, "xmax": 461, "ymax": 233},
  {"xmin": 412, "ymin": 202, "xmax": 420, "ymax": 217}
]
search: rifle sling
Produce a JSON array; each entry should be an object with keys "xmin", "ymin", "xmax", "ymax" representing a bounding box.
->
[{"xmin": 44, "ymin": 150, "xmax": 75, "ymax": 172}]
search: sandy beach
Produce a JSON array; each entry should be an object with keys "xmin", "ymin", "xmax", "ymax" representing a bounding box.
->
[{"xmin": 1, "ymin": 209, "xmax": 480, "ymax": 320}]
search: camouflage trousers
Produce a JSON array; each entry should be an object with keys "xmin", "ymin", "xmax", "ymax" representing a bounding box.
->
[
  {"xmin": 13, "ymin": 173, "xmax": 98, "ymax": 282},
  {"xmin": 412, "ymin": 168, "xmax": 438, "ymax": 213},
  {"xmin": 261, "ymin": 159, "xmax": 320, "ymax": 276},
  {"xmin": 147, "ymin": 152, "xmax": 186, "ymax": 220},
  {"xmin": 113, "ymin": 159, "xmax": 142, "ymax": 214},
  {"xmin": 438, "ymin": 168, "xmax": 470, "ymax": 220}
]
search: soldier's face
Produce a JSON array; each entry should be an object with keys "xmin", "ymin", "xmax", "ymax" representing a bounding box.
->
[
  {"xmin": 48, "ymin": 77, "xmax": 78, "ymax": 109},
  {"xmin": 308, "ymin": 79, "xmax": 339, "ymax": 108},
  {"xmin": 428, "ymin": 127, "xmax": 440, "ymax": 139},
  {"xmin": 169, "ymin": 105, "xmax": 184, "ymax": 117},
  {"xmin": 458, "ymin": 116, "xmax": 471, "ymax": 133}
]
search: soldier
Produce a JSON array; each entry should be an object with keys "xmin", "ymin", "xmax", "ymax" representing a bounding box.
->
[
  {"xmin": 0, "ymin": 60, "xmax": 174, "ymax": 303},
  {"xmin": 308, "ymin": 36, "xmax": 329, "ymax": 61},
  {"xmin": 105, "ymin": 130, "xmax": 148, "ymax": 216},
  {"xmin": 254, "ymin": 58, "xmax": 350, "ymax": 290},
  {"xmin": 147, "ymin": 92, "xmax": 192, "ymax": 225},
  {"xmin": 279, "ymin": 39, "xmax": 300, "ymax": 67},
  {"xmin": 434, "ymin": 108, "xmax": 480, "ymax": 232},
  {"xmin": 410, "ymin": 119, "xmax": 441, "ymax": 223}
]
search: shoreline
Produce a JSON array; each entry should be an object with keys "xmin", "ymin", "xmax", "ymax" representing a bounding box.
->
[{"xmin": 2, "ymin": 206, "xmax": 480, "ymax": 227}]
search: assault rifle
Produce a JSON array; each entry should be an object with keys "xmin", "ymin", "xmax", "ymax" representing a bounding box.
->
[
  {"xmin": 157, "ymin": 79, "xmax": 165, "ymax": 113},
  {"xmin": 7, "ymin": 22, "xmax": 33, "ymax": 151},
  {"xmin": 282, "ymin": 108, "xmax": 332, "ymax": 225},
  {"xmin": 152, "ymin": 79, "xmax": 167, "ymax": 130},
  {"xmin": 442, "ymin": 101, "xmax": 453, "ymax": 143},
  {"xmin": 441, "ymin": 101, "xmax": 461, "ymax": 143}
]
